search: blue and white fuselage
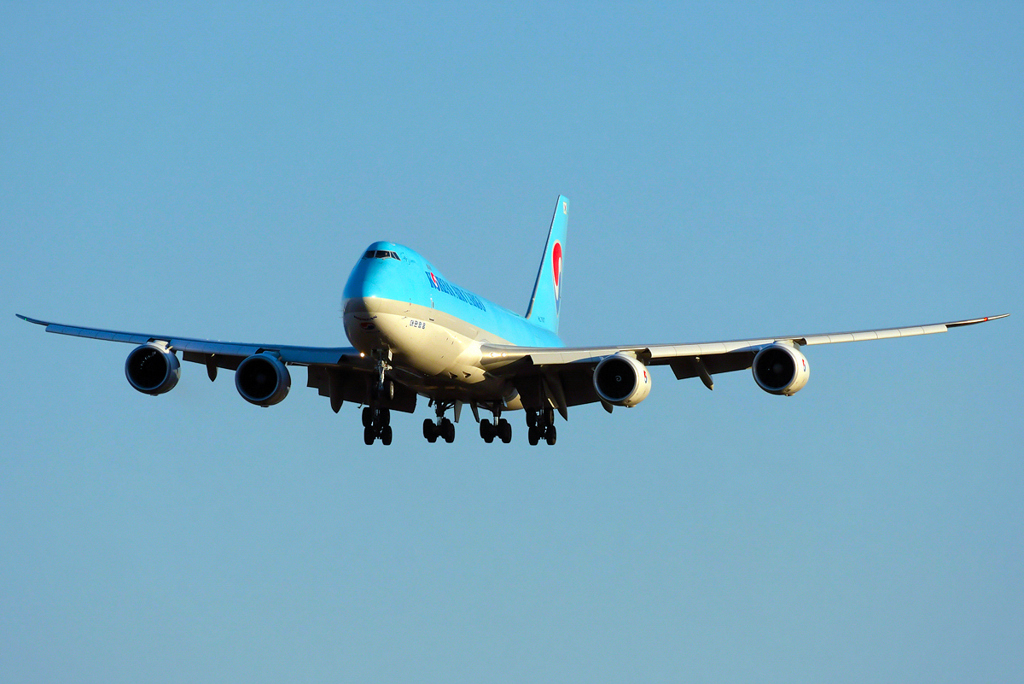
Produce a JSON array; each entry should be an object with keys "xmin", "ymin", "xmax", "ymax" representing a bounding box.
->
[
  {"xmin": 342, "ymin": 195, "xmax": 570, "ymax": 411},
  {"xmin": 343, "ymin": 241, "xmax": 563, "ymax": 409}
]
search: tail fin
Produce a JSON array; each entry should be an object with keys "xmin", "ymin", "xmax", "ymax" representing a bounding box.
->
[{"xmin": 525, "ymin": 195, "xmax": 569, "ymax": 333}]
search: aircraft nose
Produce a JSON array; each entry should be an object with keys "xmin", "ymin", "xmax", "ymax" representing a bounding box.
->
[
  {"xmin": 342, "ymin": 262, "xmax": 384, "ymax": 310},
  {"xmin": 342, "ymin": 245, "xmax": 413, "ymax": 316}
]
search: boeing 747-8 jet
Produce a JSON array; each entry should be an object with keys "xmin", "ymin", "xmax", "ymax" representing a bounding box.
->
[{"xmin": 19, "ymin": 196, "xmax": 1008, "ymax": 446}]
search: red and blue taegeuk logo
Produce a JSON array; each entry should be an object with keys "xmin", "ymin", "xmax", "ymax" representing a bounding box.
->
[{"xmin": 552, "ymin": 241, "xmax": 563, "ymax": 313}]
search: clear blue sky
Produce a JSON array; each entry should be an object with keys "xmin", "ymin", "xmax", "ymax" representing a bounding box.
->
[{"xmin": 2, "ymin": 3, "xmax": 1021, "ymax": 682}]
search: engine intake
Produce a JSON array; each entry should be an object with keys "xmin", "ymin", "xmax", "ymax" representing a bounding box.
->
[
  {"xmin": 752, "ymin": 344, "xmax": 810, "ymax": 396},
  {"xmin": 593, "ymin": 354, "xmax": 652, "ymax": 407},
  {"xmin": 125, "ymin": 343, "xmax": 181, "ymax": 395},
  {"xmin": 235, "ymin": 353, "xmax": 291, "ymax": 406}
]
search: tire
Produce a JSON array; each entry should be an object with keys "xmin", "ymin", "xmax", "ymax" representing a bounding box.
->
[
  {"xmin": 499, "ymin": 419, "xmax": 512, "ymax": 444},
  {"xmin": 442, "ymin": 420, "xmax": 455, "ymax": 443},
  {"xmin": 480, "ymin": 420, "xmax": 494, "ymax": 443},
  {"xmin": 423, "ymin": 419, "xmax": 437, "ymax": 443},
  {"xmin": 528, "ymin": 425, "xmax": 540, "ymax": 446},
  {"xmin": 362, "ymin": 407, "xmax": 373, "ymax": 428},
  {"xmin": 363, "ymin": 426, "xmax": 375, "ymax": 445},
  {"xmin": 545, "ymin": 425, "xmax": 557, "ymax": 446},
  {"xmin": 381, "ymin": 425, "xmax": 393, "ymax": 446},
  {"xmin": 379, "ymin": 407, "xmax": 390, "ymax": 427}
]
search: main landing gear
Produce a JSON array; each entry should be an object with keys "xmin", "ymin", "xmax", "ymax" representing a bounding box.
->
[
  {"xmin": 423, "ymin": 400, "xmax": 456, "ymax": 443},
  {"xmin": 421, "ymin": 404, "xmax": 557, "ymax": 445},
  {"xmin": 526, "ymin": 409, "xmax": 557, "ymax": 446},
  {"xmin": 423, "ymin": 417, "xmax": 455, "ymax": 443},
  {"xmin": 479, "ymin": 414, "xmax": 512, "ymax": 444},
  {"xmin": 422, "ymin": 401, "xmax": 513, "ymax": 445}
]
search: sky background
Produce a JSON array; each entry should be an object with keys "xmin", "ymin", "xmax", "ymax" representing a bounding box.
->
[{"xmin": 2, "ymin": 2, "xmax": 1021, "ymax": 682}]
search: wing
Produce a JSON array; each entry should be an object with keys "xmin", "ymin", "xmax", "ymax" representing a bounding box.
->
[
  {"xmin": 17, "ymin": 314, "xmax": 361, "ymax": 365},
  {"xmin": 479, "ymin": 314, "xmax": 1009, "ymax": 415},
  {"xmin": 16, "ymin": 314, "xmax": 389, "ymax": 412}
]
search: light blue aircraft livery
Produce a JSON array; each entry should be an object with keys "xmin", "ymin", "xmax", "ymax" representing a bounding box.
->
[{"xmin": 19, "ymin": 196, "xmax": 1008, "ymax": 446}]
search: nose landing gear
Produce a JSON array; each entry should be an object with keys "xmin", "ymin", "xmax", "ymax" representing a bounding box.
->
[
  {"xmin": 362, "ymin": 350, "xmax": 395, "ymax": 446},
  {"xmin": 362, "ymin": 406, "xmax": 392, "ymax": 445}
]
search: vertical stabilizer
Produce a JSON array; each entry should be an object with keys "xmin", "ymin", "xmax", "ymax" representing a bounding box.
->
[{"xmin": 525, "ymin": 195, "xmax": 569, "ymax": 334}]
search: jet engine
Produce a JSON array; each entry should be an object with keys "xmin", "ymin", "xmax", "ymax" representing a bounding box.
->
[
  {"xmin": 235, "ymin": 353, "xmax": 291, "ymax": 406},
  {"xmin": 752, "ymin": 344, "xmax": 810, "ymax": 396},
  {"xmin": 593, "ymin": 354, "xmax": 652, "ymax": 407},
  {"xmin": 125, "ymin": 343, "xmax": 181, "ymax": 395}
]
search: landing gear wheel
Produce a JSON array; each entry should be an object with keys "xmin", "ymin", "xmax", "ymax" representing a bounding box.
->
[
  {"xmin": 480, "ymin": 420, "xmax": 495, "ymax": 443},
  {"xmin": 528, "ymin": 425, "xmax": 540, "ymax": 446},
  {"xmin": 363, "ymin": 426, "xmax": 375, "ymax": 445},
  {"xmin": 545, "ymin": 425, "xmax": 557, "ymax": 446},
  {"xmin": 381, "ymin": 425, "xmax": 393, "ymax": 446},
  {"xmin": 498, "ymin": 419, "xmax": 512, "ymax": 444},
  {"xmin": 423, "ymin": 419, "xmax": 438, "ymax": 443},
  {"xmin": 441, "ymin": 419, "xmax": 455, "ymax": 443},
  {"xmin": 362, "ymin": 407, "xmax": 373, "ymax": 428}
]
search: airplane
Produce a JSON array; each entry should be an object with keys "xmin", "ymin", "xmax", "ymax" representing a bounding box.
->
[{"xmin": 18, "ymin": 195, "xmax": 1008, "ymax": 446}]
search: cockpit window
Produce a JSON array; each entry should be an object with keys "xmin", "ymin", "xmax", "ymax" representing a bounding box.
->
[{"xmin": 363, "ymin": 250, "xmax": 401, "ymax": 261}]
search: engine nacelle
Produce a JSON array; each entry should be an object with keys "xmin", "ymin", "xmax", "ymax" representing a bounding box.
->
[
  {"xmin": 235, "ymin": 353, "xmax": 291, "ymax": 406},
  {"xmin": 125, "ymin": 343, "xmax": 181, "ymax": 395},
  {"xmin": 752, "ymin": 344, "xmax": 810, "ymax": 396},
  {"xmin": 593, "ymin": 354, "xmax": 652, "ymax": 407}
]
